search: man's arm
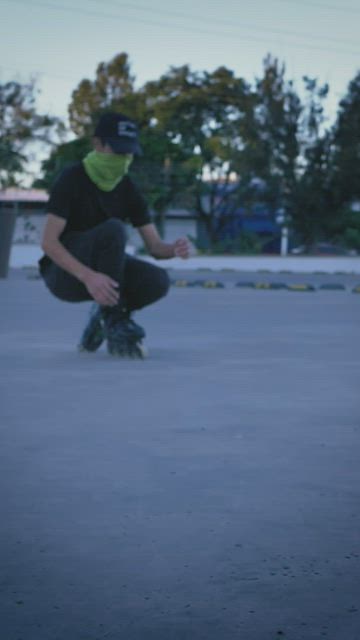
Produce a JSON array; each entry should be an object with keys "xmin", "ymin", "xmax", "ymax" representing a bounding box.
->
[
  {"xmin": 138, "ymin": 223, "xmax": 190, "ymax": 259},
  {"xmin": 41, "ymin": 214, "xmax": 119, "ymax": 306},
  {"xmin": 42, "ymin": 214, "xmax": 91, "ymax": 282}
]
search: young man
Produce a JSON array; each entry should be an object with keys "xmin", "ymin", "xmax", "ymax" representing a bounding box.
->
[{"xmin": 39, "ymin": 112, "xmax": 190, "ymax": 357}]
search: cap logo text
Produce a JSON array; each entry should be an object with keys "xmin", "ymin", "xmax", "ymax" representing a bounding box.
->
[{"xmin": 117, "ymin": 122, "xmax": 136, "ymax": 138}]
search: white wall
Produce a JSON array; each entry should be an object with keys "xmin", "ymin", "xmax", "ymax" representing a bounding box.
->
[
  {"xmin": 13, "ymin": 214, "xmax": 46, "ymax": 244},
  {"xmin": 12, "ymin": 214, "xmax": 197, "ymax": 252},
  {"xmin": 126, "ymin": 219, "xmax": 196, "ymax": 251}
]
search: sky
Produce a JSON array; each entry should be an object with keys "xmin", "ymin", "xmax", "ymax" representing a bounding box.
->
[{"xmin": 1, "ymin": 0, "xmax": 359, "ymax": 130}]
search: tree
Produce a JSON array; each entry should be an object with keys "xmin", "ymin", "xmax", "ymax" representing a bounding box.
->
[
  {"xmin": 39, "ymin": 53, "xmax": 172, "ymax": 222},
  {"xmin": 300, "ymin": 76, "xmax": 329, "ymax": 150},
  {"xmin": 326, "ymin": 71, "xmax": 360, "ymax": 249},
  {"xmin": 68, "ymin": 52, "xmax": 143, "ymax": 137},
  {"xmin": 64, "ymin": 56, "xmax": 253, "ymax": 245},
  {"xmin": 292, "ymin": 71, "xmax": 360, "ymax": 248},
  {"xmin": 292, "ymin": 133, "xmax": 333, "ymax": 244},
  {"xmin": 0, "ymin": 79, "xmax": 60, "ymax": 188},
  {"xmin": 38, "ymin": 53, "xmax": 144, "ymax": 187},
  {"xmin": 66, "ymin": 52, "xmax": 175, "ymax": 232},
  {"xmin": 37, "ymin": 50, "xmax": 360, "ymax": 253},
  {"xmin": 142, "ymin": 64, "xmax": 252, "ymax": 247},
  {"xmin": 331, "ymin": 71, "xmax": 360, "ymax": 208},
  {"xmin": 33, "ymin": 138, "xmax": 92, "ymax": 190},
  {"xmin": 130, "ymin": 127, "xmax": 196, "ymax": 236},
  {"xmin": 249, "ymin": 56, "xmax": 302, "ymax": 211},
  {"xmin": 291, "ymin": 76, "xmax": 331, "ymax": 245},
  {"xmin": 208, "ymin": 56, "xmax": 304, "ymax": 252}
]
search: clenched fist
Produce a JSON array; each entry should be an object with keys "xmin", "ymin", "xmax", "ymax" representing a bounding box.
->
[{"xmin": 173, "ymin": 237, "xmax": 191, "ymax": 259}]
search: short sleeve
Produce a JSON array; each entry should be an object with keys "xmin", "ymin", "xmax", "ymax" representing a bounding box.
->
[
  {"xmin": 46, "ymin": 166, "xmax": 76, "ymax": 221},
  {"xmin": 125, "ymin": 177, "xmax": 152, "ymax": 228}
]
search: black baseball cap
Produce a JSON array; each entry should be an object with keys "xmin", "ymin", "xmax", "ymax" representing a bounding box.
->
[{"xmin": 94, "ymin": 112, "xmax": 142, "ymax": 155}]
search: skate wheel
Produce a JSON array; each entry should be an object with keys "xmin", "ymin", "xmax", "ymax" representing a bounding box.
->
[
  {"xmin": 107, "ymin": 341, "xmax": 148, "ymax": 359},
  {"xmin": 107, "ymin": 345, "xmax": 127, "ymax": 357},
  {"xmin": 136, "ymin": 343, "xmax": 148, "ymax": 359}
]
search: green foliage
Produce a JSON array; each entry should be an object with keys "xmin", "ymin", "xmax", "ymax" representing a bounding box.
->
[
  {"xmin": 32, "ymin": 50, "xmax": 360, "ymax": 254},
  {"xmin": 142, "ymin": 62, "xmax": 252, "ymax": 241},
  {"xmin": 292, "ymin": 135, "xmax": 332, "ymax": 244},
  {"xmin": 195, "ymin": 231, "xmax": 262, "ymax": 255},
  {"xmin": 291, "ymin": 71, "xmax": 360, "ymax": 248},
  {"xmin": 331, "ymin": 71, "xmax": 360, "ymax": 208},
  {"xmin": 343, "ymin": 226, "xmax": 360, "ymax": 250},
  {"xmin": 300, "ymin": 76, "xmax": 329, "ymax": 150},
  {"xmin": 253, "ymin": 56, "xmax": 301, "ymax": 188},
  {"xmin": 130, "ymin": 128, "xmax": 195, "ymax": 214},
  {"xmin": 330, "ymin": 209, "xmax": 360, "ymax": 250},
  {"xmin": 68, "ymin": 52, "xmax": 141, "ymax": 137},
  {"xmin": 33, "ymin": 138, "xmax": 92, "ymax": 191},
  {"xmin": 0, "ymin": 79, "xmax": 61, "ymax": 187}
]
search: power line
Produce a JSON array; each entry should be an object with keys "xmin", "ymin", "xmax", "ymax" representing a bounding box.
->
[
  {"xmin": 2, "ymin": 0, "xmax": 360, "ymax": 59},
  {"xmin": 275, "ymin": 0, "xmax": 360, "ymax": 14},
  {"xmin": 89, "ymin": 0, "xmax": 360, "ymax": 48},
  {"xmin": 0, "ymin": 65, "xmax": 80, "ymax": 83}
]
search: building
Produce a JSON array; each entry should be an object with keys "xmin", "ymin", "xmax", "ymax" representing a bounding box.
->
[
  {"xmin": 0, "ymin": 188, "xmax": 48, "ymax": 244},
  {"xmin": 0, "ymin": 189, "xmax": 197, "ymax": 249}
]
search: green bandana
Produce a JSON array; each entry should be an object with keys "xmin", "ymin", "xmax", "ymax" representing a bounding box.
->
[{"xmin": 83, "ymin": 151, "xmax": 133, "ymax": 191}]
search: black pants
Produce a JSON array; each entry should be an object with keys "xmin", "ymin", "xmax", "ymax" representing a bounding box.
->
[{"xmin": 41, "ymin": 219, "xmax": 170, "ymax": 311}]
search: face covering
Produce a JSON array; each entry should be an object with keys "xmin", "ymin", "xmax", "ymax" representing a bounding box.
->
[{"xmin": 83, "ymin": 151, "xmax": 133, "ymax": 191}]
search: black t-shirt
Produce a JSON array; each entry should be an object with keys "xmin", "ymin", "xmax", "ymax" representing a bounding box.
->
[{"xmin": 39, "ymin": 162, "xmax": 151, "ymax": 271}]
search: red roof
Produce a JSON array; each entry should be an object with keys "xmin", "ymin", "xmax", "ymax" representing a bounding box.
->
[{"xmin": 0, "ymin": 188, "xmax": 48, "ymax": 202}]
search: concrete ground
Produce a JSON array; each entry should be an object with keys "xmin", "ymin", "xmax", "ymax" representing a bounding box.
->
[
  {"xmin": 0, "ymin": 269, "xmax": 359, "ymax": 640},
  {"xmin": 8, "ymin": 243, "xmax": 360, "ymax": 275}
]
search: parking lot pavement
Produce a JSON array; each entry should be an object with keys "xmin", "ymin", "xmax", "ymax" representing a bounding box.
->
[{"xmin": 1, "ymin": 270, "xmax": 360, "ymax": 640}]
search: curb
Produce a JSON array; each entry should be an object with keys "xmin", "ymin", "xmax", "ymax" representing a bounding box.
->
[
  {"xmin": 254, "ymin": 282, "xmax": 287, "ymax": 290},
  {"xmin": 172, "ymin": 279, "xmax": 198, "ymax": 287},
  {"xmin": 319, "ymin": 283, "xmax": 346, "ymax": 291},
  {"xmin": 201, "ymin": 280, "xmax": 225, "ymax": 289},
  {"xmin": 24, "ymin": 275, "xmax": 358, "ymax": 293},
  {"xmin": 180, "ymin": 266, "xmax": 360, "ymax": 276},
  {"xmin": 235, "ymin": 282, "xmax": 258, "ymax": 289},
  {"xmin": 286, "ymin": 284, "xmax": 316, "ymax": 292},
  {"xmin": 171, "ymin": 280, "xmax": 356, "ymax": 293},
  {"xmin": 172, "ymin": 279, "xmax": 225, "ymax": 289}
]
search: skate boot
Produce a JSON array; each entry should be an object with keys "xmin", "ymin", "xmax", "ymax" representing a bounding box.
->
[
  {"xmin": 78, "ymin": 303, "xmax": 105, "ymax": 352},
  {"xmin": 102, "ymin": 307, "xmax": 147, "ymax": 359}
]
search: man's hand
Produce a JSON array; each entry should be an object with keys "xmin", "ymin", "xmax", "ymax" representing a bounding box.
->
[
  {"xmin": 139, "ymin": 225, "xmax": 194, "ymax": 260},
  {"xmin": 83, "ymin": 271, "xmax": 120, "ymax": 306},
  {"xmin": 173, "ymin": 237, "xmax": 191, "ymax": 259}
]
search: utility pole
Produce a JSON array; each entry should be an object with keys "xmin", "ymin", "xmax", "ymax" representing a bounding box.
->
[{"xmin": 276, "ymin": 208, "xmax": 289, "ymax": 256}]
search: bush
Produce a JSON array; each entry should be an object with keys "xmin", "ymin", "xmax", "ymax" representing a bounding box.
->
[
  {"xmin": 342, "ymin": 227, "xmax": 360, "ymax": 250},
  {"xmin": 332, "ymin": 210, "xmax": 360, "ymax": 250},
  {"xmin": 196, "ymin": 231, "xmax": 263, "ymax": 255}
]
